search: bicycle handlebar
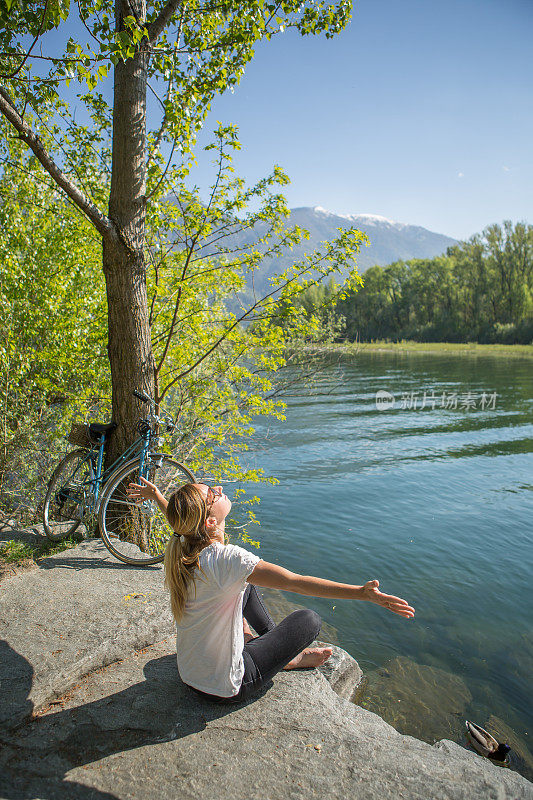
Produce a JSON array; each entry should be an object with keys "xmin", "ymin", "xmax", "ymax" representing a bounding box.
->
[
  {"xmin": 133, "ymin": 389, "xmax": 176, "ymax": 431},
  {"xmin": 133, "ymin": 389, "xmax": 152, "ymax": 404}
]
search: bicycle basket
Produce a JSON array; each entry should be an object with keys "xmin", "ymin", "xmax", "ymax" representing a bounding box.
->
[{"xmin": 67, "ymin": 423, "xmax": 95, "ymax": 448}]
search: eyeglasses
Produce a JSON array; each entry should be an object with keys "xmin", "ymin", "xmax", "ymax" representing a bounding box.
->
[{"xmin": 206, "ymin": 486, "xmax": 223, "ymax": 508}]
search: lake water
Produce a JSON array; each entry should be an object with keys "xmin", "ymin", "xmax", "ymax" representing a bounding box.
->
[{"xmin": 236, "ymin": 350, "xmax": 533, "ymax": 780}]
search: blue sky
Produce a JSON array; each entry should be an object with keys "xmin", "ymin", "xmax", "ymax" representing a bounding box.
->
[
  {"xmin": 192, "ymin": 0, "xmax": 532, "ymax": 240},
  {"xmin": 24, "ymin": 0, "xmax": 533, "ymax": 241}
]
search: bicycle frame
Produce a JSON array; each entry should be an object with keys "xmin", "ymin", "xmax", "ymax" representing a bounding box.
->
[{"xmin": 67, "ymin": 428, "xmax": 154, "ymax": 509}]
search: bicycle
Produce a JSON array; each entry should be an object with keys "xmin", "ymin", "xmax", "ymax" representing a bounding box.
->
[{"xmin": 42, "ymin": 390, "xmax": 196, "ymax": 566}]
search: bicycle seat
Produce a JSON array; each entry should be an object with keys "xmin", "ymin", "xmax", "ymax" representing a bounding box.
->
[{"xmin": 89, "ymin": 422, "xmax": 117, "ymax": 439}]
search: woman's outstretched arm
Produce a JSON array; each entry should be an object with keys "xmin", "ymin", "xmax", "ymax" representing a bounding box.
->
[
  {"xmin": 247, "ymin": 561, "xmax": 415, "ymax": 618},
  {"xmin": 126, "ymin": 477, "xmax": 169, "ymax": 515}
]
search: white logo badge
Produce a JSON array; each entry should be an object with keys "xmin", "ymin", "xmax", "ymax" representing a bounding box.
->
[{"xmin": 376, "ymin": 390, "xmax": 395, "ymax": 411}]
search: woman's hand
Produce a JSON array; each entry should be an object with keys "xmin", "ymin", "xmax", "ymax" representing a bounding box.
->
[
  {"xmin": 362, "ymin": 579, "xmax": 415, "ymax": 618},
  {"xmin": 127, "ymin": 477, "xmax": 169, "ymax": 515},
  {"xmin": 127, "ymin": 476, "xmax": 158, "ymax": 503}
]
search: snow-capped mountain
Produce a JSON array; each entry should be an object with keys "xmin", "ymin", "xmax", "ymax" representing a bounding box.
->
[
  {"xmin": 291, "ymin": 206, "xmax": 457, "ymax": 270},
  {"xmin": 214, "ymin": 206, "xmax": 457, "ymax": 295},
  {"xmin": 313, "ymin": 207, "xmax": 407, "ymax": 226}
]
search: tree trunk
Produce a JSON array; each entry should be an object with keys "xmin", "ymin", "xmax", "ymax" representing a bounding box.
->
[
  {"xmin": 104, "ymin": 0, "xmax": 154, "ymax": 461},
  {"xmin": 103, "ymin": 240, "xmax": 154, "ymax": 457}
]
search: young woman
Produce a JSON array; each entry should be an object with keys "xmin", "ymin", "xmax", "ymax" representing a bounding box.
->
[{"xmin": 127, "ymin": 479, "xmax": 415, "ymax": 705}]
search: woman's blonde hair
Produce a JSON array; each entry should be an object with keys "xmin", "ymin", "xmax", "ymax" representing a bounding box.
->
[{"xmin": 163, "ymin": 483, "xmax": 212, "ymax": 624}]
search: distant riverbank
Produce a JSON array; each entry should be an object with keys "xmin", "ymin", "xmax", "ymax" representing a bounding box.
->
[{"xmin": 308, "ymin": 340, "xmax": 533, "ymax": 358}]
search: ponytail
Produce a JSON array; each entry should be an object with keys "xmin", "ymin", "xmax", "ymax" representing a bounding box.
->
[{"xmin": 163, "ymin": 484, "xmax": 211, "ymax": 624}]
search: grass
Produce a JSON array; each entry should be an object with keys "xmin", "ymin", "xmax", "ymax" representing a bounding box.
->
[
  {"xmin": 313, "ymin": 340, "xmax": 533, "ymax": 358},
  {"xmin": 0, "ymin": 535, "xmax": 80, "ymax": 565}
]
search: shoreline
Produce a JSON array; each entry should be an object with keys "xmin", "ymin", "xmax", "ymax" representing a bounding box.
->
[{"xmin": 305, "ymin": 340, "xmax": 533, "ymax": 358}]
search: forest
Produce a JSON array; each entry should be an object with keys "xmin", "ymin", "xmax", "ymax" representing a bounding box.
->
[{"xmin": 323, "ymin": 221, "xmax": 533, "ymax": 344}]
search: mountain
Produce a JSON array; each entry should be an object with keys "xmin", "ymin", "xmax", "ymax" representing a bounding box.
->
[
  {"xmin": 207, "ymin": 206, "xmax": 457, "ymax": 296},
  {"xmin": 290, "ymin": 207, "xmax": 457, "ymax": 272}
]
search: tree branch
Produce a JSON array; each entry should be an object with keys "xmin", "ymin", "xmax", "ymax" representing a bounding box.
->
[
  {"xmin": 148, "ymin": 0, "xmax": 183, "ymax": 43},
  {"xmin": 77, "ymin": 0, "xmax": 106, "ymax": 48},
  {"xmin": 146, "ymin": 138, "xmax": 176, "ymax": 201},
  {"xmin": 0, "ymin": 87, "xmax": 118, "ymax": 243},
  {"xmin": 158, "ymin": 253, "xmax": 346, "ymax": 399},
  {"xmin": 0, "ymin": 0, "xmax": 49, "ymax": 79},
  {"xmin": 155, "ymin": 137, "xmax": 228, "ymax": 376},
  {"xmin": 147, "ymin": 6, "xmax": 184, "ymax": 168}
]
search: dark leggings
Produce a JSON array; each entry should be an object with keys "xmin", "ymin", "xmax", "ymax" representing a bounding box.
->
[{"xmin": 188, "ymin": 583, "xmax": 322, "ymax": 704}]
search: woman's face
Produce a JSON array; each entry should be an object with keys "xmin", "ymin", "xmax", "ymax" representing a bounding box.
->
[{"xmin": 195, "ymin": 484, "xmax": 232, "ymax": 524}]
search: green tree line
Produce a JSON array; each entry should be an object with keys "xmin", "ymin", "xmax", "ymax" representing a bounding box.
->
[{"xmin": 323, "ymin": 221, "xmax": 533, "ymax": 344}]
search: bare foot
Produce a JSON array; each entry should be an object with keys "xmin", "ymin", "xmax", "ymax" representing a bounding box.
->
[
  {"xmin": 243, "ymin": 618, "xmax": 254, "ymax": 644},
  {"xmin": 283, "ymin": 646, "xmax": 333, "ymax": 670}
]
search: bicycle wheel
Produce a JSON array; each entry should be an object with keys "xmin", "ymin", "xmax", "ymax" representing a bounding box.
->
[
  {"xmin": 43, "ymin": 449, "xmax": 94, "ymax": 540},
  {"xmin": 97, "ymin": 455, "xmax": 196, "ymax": 566}
]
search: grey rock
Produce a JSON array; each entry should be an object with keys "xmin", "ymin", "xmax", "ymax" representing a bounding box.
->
[
  {"xmin": 0, "ymin": 539, "xmax": 175, "ymax": 728},
  {"xmin": 30, "ymin": 522, "xmax": 89, "ymax": 540},
  {"xmin": 0, "ymin": 539, "xmax": 531, "ymax": 800},
  {"xmin": 314, "ymin": 639, "xmax": 363, "ymax": 701},
  {"xmin": 0, "ymin": 637, "xmax": 531, "ymax": 800},
  {"xmin": 0, "ymin": 527, "xmax": 41, "ymax": 547}
]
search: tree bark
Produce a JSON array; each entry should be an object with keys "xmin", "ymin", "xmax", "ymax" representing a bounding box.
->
[
  {"xmin": 104, "ymin": 0, "xmax": 154, "ymax": 460},
  {"xmin": 103, "ymin": 239, "xmax": 154, "ymax": 456}
]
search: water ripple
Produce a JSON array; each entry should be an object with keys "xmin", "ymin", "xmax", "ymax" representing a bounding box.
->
[{"xmin": 243, "ymin": 353, "xmax": 533, "ymax": 776}]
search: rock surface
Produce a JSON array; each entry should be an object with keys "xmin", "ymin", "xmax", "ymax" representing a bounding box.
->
[
  {"xmin": 1, "ymin": 539, "xmax": 532, "ymax": 799},
  {"xmin": 0, "ymin": 539, "xmax": 175, "ymax": 727}
]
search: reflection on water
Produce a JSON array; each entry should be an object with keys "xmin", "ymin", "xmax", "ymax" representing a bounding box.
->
[
  {"xmin": 240, "ymin": 350, "xmax": 533, "ymax": 782},
  {"xmin": 356, "ymin": 655, "xmax": 533, "ymax": 782},
  {"xmin": 355, "ymin": 656, "xmax": 472, "ymax": 743}
]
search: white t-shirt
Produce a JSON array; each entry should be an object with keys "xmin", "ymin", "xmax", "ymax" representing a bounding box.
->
[{"xmin": 175, "ymin": 541, "xmax": 261, "ymax": 697}]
